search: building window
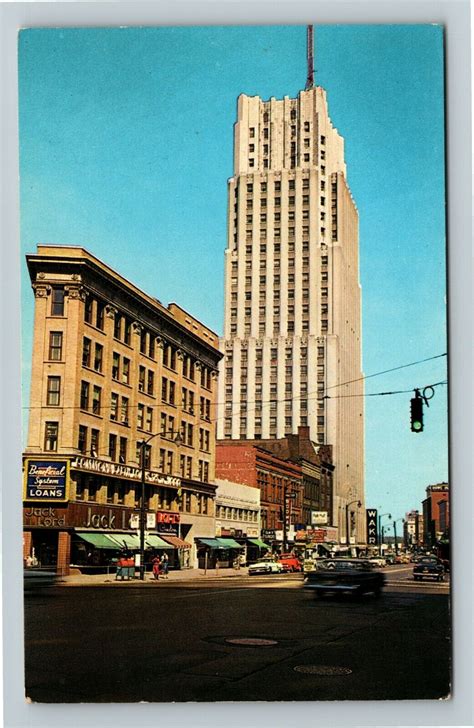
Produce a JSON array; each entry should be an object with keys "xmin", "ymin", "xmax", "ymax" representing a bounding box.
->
[
  {"xmin": 44, "ymin": 422, "xmax": 58, "ymax": 451},
  {"xmin": 92, "ymin": 386, "xmax": 101, "ymax": 415},
  {"xmin": 94, "ymin": 343, "xmax": 103, "ymax": 372},
  {"xmin": 48, "ymin": 331, "xmax": 63, "ymax": 361},
  {"xmin": 78, "ymin": 425, "xmax": 87, "ymax": 455},
  {"xmin": 95, "ymin": 301, "xmax": 105, "ymax": 330},
  {"xmin": 85, "ymin": 297, "xmax": 94, "ymax": 325},
  {"xmin": 121, "ymin": 396, "xmax": 129, "ymax": 425},
  {"xmin": 109, "ymin": 433, "xmax": 117, "ymax": 461},
  {"xmin": 110, "ymin": 392, "xmax": 118, "ymax": 421},
  {"xmin": 137, "ymin": 403, "xmax": 145, "ymax": 430},
  {"xmin": 90, "ymin": 429, "xmax": 99, "ymax": 457},
  {"xmin": 122, "ymin": 358, "xmax": 130, "ymax": 385},
  {"xmin": 119, "ymin": 437, "xmax": 127, "ymax": 464},
  {"xmin": 82, "ymin": 338, "xmax": 91, "ymax": 368},
  {"xmin": 46, "ymin": 376, "xmax": 61, "ymax": 406},
  {"xmin": 80, "ymin": 381, "xmax": 89, "ymax": 411},
  {"xmin": 112, "ymin": 352, "xmax": 120, "ymax": 381},
  {"xmin": 51, "ymin": 287, "xmax": 65, "ymax": 316}
]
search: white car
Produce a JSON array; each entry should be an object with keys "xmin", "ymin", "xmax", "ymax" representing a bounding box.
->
[
  {"xmin": 368, "ymin": 556, "xmax": 386, "ymax": 568},
  {"xmin": 248, "ymin": 558, "xmax": 284, "ymax": 575}
]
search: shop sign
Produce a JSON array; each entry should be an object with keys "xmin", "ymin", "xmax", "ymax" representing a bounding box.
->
[
  {"xmin": 71, "ymin": 456, "xmax": 181, "ymax": 488},
  {"xmin": 156, "ymin": 510, "xmax": 180, "ymax": 535},
  {"xmin": 23, "ymin": 459, "xmax": 69, "ymax": 502},
  {"xmin": 24, "ymin": 507, "xmax": 67, "ymax": 528},
  {"xmin": 311, "ymin": 510, "xmax": 328, "ymax": 526},
  {"xmin": 262, "ymin": 529, "xmax": 276, "ymax": 541},
  {"xmin": 324, "ymin": 527, "xmax": 338, "ymax": 542},
  {"xmin": 366, "ymin": 509, "xmax": 378, "ymax": 545},
  {"xmin": 307, "ymin": 529, "xmax": 325, "ymax": 543}
]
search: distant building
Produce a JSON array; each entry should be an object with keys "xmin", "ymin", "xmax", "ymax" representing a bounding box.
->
[
  {"xmin": 404, "ymin": 510, "xmax": 424, "ymax": 548},
  {"xmin": 421, "ymin": 483, "xmax": 449, "ymax": 549},
  {"xmin": 23, "ymin": 245, "xmax": 222, "ymax": 573}
]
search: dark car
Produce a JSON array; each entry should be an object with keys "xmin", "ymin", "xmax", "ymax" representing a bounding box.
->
[
  {"xmin": 24, "ymin": 567, "xmax": 59, "ymax": 591},
  {"xmin": 413, "ymin": 556, "xmax": 445, "ymax": 582},
  {"xmin": 303, "ymin": 558, "xmax": 385, "ymax": 598}
]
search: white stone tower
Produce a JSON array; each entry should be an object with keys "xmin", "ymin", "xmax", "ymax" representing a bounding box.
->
[{"xmin": 217, "ymin": 29, "xmax": 365, "ymax": 543}]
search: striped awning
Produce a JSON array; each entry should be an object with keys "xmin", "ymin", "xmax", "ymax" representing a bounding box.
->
[
  {"xmin": 145, "ymin": 534, "xmax": 174, "ymax": 549},
  {"xmin": 160, "ymin": 535, "xmax": 192, "ymax": 549}
]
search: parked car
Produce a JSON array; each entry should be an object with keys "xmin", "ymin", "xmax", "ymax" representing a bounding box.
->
[
  {"xmin": 278, "ymin": 553, "xmax": 303, "ymax": 572},
  {"xmin": 248, "ymin": 558, "xmax": 284, "ymax": 576},
  {"xmin": 413, "ymin": 556, "xmax": 445, "ymax": 582},
  {"xmin": 368, "ymin": 556, "xmax": 386, "ymax": 568},
  {"xmin": 304, "ymin": 558, "xmax": 385, "ymax": 598},
  {"xmin": 384, "ymin": 553, "xmax": 396, "ymax": 565}
]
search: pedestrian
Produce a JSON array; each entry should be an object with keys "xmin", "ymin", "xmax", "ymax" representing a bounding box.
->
[
  {"xmin": 152, "ymin": 555, "xmax": 161, "ymax": 581},
  {"xmin": 161, "ymin": 553, "xmax": 169, "ymax": 579}
]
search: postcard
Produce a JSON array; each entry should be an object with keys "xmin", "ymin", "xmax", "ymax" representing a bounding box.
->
[{"xmin": 19, "ymin": 24, "xmax": 450, "ymax": 703}]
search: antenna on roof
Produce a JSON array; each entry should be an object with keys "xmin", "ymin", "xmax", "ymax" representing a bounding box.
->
[{"xmin": 305, "ymin": 24, "xmax": 315, "ymax": 90}]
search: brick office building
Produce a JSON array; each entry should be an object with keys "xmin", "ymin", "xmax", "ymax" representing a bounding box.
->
[
  {"xmin": 422, "ymin": 483, "xmax": 449, "ymax": 549},
  {"xmin": 23, "ymin": 245, "xmax": 222, "ymax": 573},
  {"xmin": 216, "ymin": 440, "xmax": 304, "ymax": 549}
]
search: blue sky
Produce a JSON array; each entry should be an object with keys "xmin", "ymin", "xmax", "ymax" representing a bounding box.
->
[{"xmin": 19, "ymin": 24, "xmax": 448, "ymax": 526}]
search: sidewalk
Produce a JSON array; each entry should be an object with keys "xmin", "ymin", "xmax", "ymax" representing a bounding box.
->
[{"xmin": 60, "ymin": 566, "xmax": 250, "ymax": 586}]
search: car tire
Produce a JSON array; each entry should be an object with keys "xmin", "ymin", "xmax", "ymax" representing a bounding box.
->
[{"xmin": 414, "ymin": 575, "xmax": 420, "ymax": 581}]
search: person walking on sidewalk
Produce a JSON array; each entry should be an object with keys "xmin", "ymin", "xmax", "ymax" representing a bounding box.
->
[
  {"xmin": 161, "ymin": 553, "xmax": 169, "ymax": 579},
  {"xmin": 152, "ymin": 555, "xmax": 161, "ymax": 581}
]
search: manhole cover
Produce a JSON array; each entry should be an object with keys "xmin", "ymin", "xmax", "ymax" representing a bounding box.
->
[
  {"xmin": 225, "ymin": 638, "xmax": 278, "ymax": 647},
  {"xmin": 294, "ymin": 665, "xmax": 352, "ymax": 676}
]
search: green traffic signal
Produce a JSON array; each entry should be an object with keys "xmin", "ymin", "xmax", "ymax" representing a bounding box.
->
[{"xmin": 410, "ymin": 395, "xmax": 424, "ymax": 433}]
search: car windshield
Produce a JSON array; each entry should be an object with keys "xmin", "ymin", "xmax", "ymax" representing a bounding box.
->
[{"xmin": 418, "ymin": 557, "xmax": 438, "ymax": 564}]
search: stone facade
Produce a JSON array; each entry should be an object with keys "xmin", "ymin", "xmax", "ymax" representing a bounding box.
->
[
  {"xmin": 23, "ymin": 245, "xmax": 222, "ymax": 571},
  {"xmin": 217, "ymin": 86, "xmax": 365, "ymax": 542}
]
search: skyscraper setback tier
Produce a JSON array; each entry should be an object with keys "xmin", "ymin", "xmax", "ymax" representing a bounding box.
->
[{"xmin": 217, "ymin": 85, "xmax": 365, "ymax": 543}]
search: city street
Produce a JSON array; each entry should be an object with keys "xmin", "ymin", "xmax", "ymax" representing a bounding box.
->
[{"xmin": 24, "ymin": 565, "xmax": 450, "ymax": 703}]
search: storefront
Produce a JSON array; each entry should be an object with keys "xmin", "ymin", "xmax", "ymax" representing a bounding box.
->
[{"xmin": 196, "ymin": 537, "xmax": 244, "ymax": 569}]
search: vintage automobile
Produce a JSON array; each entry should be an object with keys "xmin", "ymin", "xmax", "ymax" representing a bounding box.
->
[
  {"xmin": 303, "ymin": 558, "xmax": 385, "ymax": 598},
  {"xmin": 413, "ymin": 555, "xmax": 445, "ymax": 581},
  {"xmin": 278, "ymin": 553, "xmax": 303, "ymax": 572},
  {"xmin": 367, "ymin": 556, "xmax": 387, "ymax": 568},
  {"xmin": 248, "ymin": 557, "xmax": 284, "ymax": 576}
]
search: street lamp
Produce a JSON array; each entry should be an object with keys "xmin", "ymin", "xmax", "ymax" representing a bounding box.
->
[
  {"xmin": 392, "ymin": 518, "xmax": 405, "ymax": 555},
  {"xmin": 378, "ymin": 512, "xmax": 392, "ymax": 556},
  {"xmin": 345, "ymin": 499, "xmax": 362, "ymax": 550},
  {"xmin": 138, "ymin": 429, "xmax": 182, "ymax": 581}
]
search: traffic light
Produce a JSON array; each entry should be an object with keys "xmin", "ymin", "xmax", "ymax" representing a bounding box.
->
[{"xmin": 410, "ymin": 394, "xmax": 424, "ymax": 432}]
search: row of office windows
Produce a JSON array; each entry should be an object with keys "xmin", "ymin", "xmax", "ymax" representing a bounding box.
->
[
  {"xmin": 43, "ymin": 421, "xmax": 211, "ymax": 483},
  {"xmin": 46, "ymin": 325, "xmax": 213, "ymax": 393},
  {"xmin": 215, "ymin": 505, "xmax": 259, "ymax": 522},
  {"xmin": 74, "ymin": 474, "xmax": 211, "ymax": 514}
]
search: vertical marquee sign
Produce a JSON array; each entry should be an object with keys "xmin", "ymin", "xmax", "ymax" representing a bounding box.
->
[
  {"xmin": 366, "ymin": 508, "xmax": 378, "ymax": 546},
  {"xmin": 23, "ymin": 459, "xmax": 70, "ymax": 502}
]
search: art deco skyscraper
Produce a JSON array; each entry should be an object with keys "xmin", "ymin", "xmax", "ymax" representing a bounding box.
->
[{"xmin": 217, "ymin": 29, "xmax": 365, "ymax": 542}]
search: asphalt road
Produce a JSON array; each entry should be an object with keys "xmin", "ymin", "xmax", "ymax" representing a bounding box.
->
[{"xmin": 24, "ymin": 565, "xmax": 450, "ymax": 703}]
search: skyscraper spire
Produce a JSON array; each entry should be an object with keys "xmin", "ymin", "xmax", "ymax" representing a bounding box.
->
[{"xmin": 305, "ymin": 24, "xmax": 315, "ymax": 89}]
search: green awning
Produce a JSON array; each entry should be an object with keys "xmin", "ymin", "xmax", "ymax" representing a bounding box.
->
[
  {"xmin": 76, "ymin": 532, "xmax": 121, "ymax": 550},
  {"xmin": 146, "ymin": 534, "xmax": 174, "ymax": 549},
  {"xmin": 198, "ymin": 538, "xmax": 224, "ymax": 549},
  {"xmin": 247, "ymin": 538, "xmax": 270, "ymax": 549},
  {"xmin": 107, "ymin": 533, "xmax": 141, "ymax": 549},
  {"xmin": 216, "ymin": 538, "xmax": 243, "ymax": 549}
]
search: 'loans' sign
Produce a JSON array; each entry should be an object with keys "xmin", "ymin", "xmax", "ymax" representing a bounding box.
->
[{"xmin": 24, "ymin": 460, "xmax": 69, "ymax": 502}]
